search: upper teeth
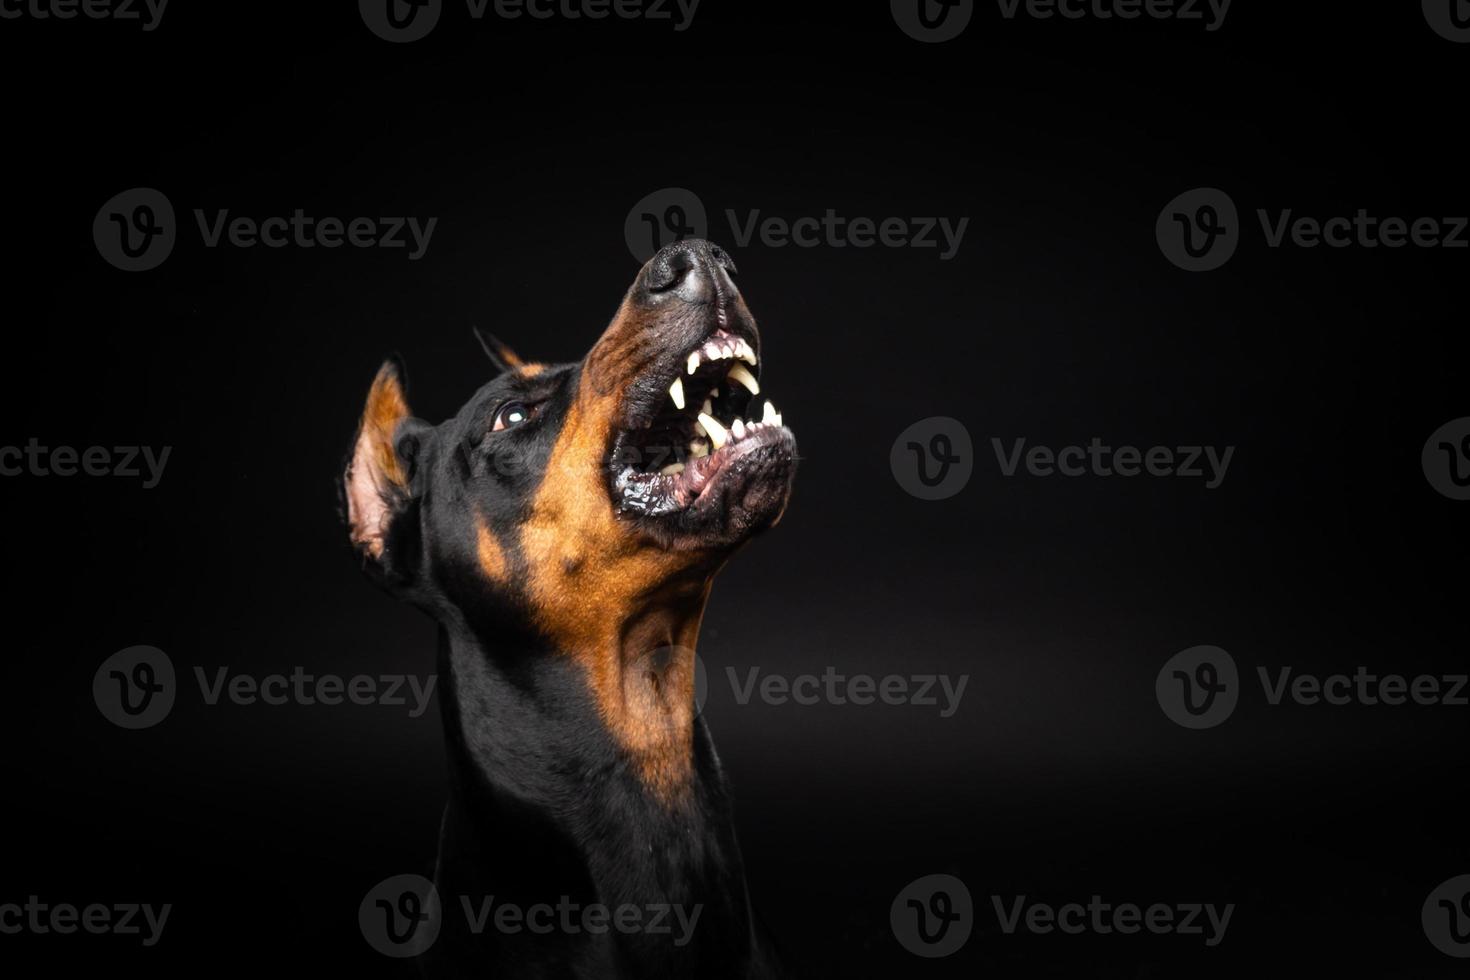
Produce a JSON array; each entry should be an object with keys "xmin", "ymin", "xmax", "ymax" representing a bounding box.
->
[
  {"xmin": 686, "ymin": 336, "xmax": 757, "ymax": 374},
  {"xmin": 727, "ymin": 363, "xmax": 759, "ymax": 396},
  {"xmin": 662, "ymin": 335, "xmax": 786, "ymax": 459}
]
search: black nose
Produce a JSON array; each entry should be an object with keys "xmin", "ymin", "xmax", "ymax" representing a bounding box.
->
[{"xmin": 638, "ymin": 239, "xmax": 739, "ymax": 306}]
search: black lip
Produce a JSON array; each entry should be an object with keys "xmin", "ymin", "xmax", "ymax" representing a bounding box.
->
[{"xmin": 610, "ymin": 424, "xmax": 798, "ymax": 550}]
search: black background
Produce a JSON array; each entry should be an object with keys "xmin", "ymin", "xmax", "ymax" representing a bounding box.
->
[{"xmin": 2, "ymin": 1, "xmax": 1466, "ymax": 976}]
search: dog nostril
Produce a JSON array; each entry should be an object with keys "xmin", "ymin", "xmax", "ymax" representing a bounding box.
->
[
  {"xmin": 709, "ymin": 245, "xmax": 737, "ymax": 276},
  {"xmin": 644, "ymin": 246, "xmax": 696, "ymax": 294}
]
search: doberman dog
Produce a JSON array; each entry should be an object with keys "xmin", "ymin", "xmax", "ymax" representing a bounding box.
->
[{"xmin": 342, "ymin": 240, "xmax": 796, "ymax": 977}]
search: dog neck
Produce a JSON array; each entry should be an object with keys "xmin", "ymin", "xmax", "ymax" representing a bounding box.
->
[
  {"xmin": 430, "ymin": 613, "xmax": 755, "ymax": 972},
  {"xmin": 433, "ymin": 577, "xmax": 732, "ymax": 842}
]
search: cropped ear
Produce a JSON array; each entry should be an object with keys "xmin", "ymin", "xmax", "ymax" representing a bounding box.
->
[
  {"xmin": 473, "ymin": 326, "xmax": 525, "ymax": 373},
  {"xmin": 343, "ymin": 358, "xmax": 424, "ymax": 569}
]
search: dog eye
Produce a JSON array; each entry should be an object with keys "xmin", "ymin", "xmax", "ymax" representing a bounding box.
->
[{"xmin": 491, "ymin": 400, "xmax": 537, "ymax": 432}]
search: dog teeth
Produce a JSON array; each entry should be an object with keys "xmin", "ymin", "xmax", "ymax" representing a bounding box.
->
[
  {"xmin": 690, "ymin": 437, "xmax": 710, "ymax": 458},
  {"xmin": 697, "ymin": 412, "xmax": 728, "ymax": 450},
  {"xmin": 731, "ymin": 418, "xmax": 746, "ymax": 440},
  {"xmin": 762, "ymin": 400, "xmax": 778, "ymax": 425},
  {"xmin": 661, "ymin": 462, "xmax": 686, "ymax": 476},
  {"xmin": 727, "ymin": 363, "xmax": 760, "ymax": 396},
  {"xmin": 735, "ymin": 339, "xmax": 757, "ymax": 365},
  {"xmin": 701, "ymin": 396, "xmax": 714, "ymax": 417},
  {"xmin": 687, "ymin": 352, "xmax": 701, "ymax": 375},
  {"xmin": 668, "ymin": 377, "xmax": 685, "ymax": 410}
]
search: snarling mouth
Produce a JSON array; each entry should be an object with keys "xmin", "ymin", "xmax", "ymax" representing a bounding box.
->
[{"xmin": 609, "ymin": 329, "xmax": 796, "ymax": 538}]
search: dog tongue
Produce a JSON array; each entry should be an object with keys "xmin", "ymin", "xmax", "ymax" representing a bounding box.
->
[{"xmin": 615, "ymin": 451, "xmax": 725, "ymax": 517}]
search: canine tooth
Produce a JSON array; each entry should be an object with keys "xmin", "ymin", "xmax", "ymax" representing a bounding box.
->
[
  {"xmin": 727, "ymin": 363, "xmax": 760, "ymax": 396},
  {"xmin": 661, "ymin": 462, "xmax": 686, "ymax": 476},
  {"xmin": 668, "ymin": 377, "xmax": 685, "ymax": 410},
  {"xmin": 698, "ymin": 412, "xmax": 728, "ymax": 449},
  {"xmin": 732, "ymin": 418, "xmax": 746, "ymax": 440},
  {"xmin": 701, "ymin": 397, "xmax": 714, "ymax": 416},
  {"xmin": 687, "ymin": 352, "xmax": 700, "ymax": 375},
  {"xmin": 761, "ymin": 400, "xmax": 776, "ymax": 424}
]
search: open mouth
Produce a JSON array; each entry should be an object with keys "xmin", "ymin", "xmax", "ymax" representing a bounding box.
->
[{"xmin": 610, "ymin": 329, "xmax": 795, "ymax": 530}]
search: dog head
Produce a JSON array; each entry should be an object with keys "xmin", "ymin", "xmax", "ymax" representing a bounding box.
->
[{"xmin": 342, "ymin": 240, "xmax": 796, "ymax": 713}]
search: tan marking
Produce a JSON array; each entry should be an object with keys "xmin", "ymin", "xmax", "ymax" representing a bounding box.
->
[
  {"xmin": 491, "ymin": 338, "xmax": 526, "ymax": 368},
  {"xmin": 516, "ymin": 363, "xmax": 546, "ymax": 378},
  {"xmin": 345, "ymin": 363, "xmax": 411, "ymax": 558},
  {"xmin": 518, "ymin": 305, "xmax": 720, "ymax": 804},
  {"xmin": 476, "ymin": 515, "xmax": 507, "ymax": 583}
]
